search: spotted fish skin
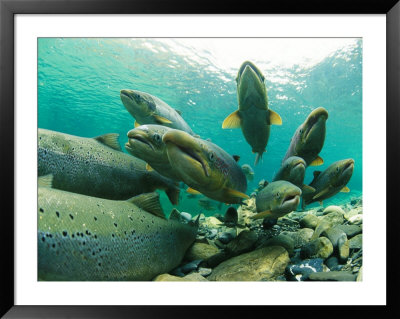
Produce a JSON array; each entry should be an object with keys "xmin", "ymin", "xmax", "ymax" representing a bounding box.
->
[
  {"xmin": 38, "ymin": 128, "xmax": 179, "ymax": 204},
  {"xmin": 38, "ymin": 187, "xmax": 197, "ymax": 281}
]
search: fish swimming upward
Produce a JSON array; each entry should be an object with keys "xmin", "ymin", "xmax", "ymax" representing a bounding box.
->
[
  {"xmin": 251, "ymin": 181, "xmax": 302, "ymax": 220},
  {"xmin": 222, "ymin": 61, "xmax": 282, "ymax": 165},
  {"xmin": 38, "ymin": 180, "xmax": 198, "ymax": 281},
  {"xmin": 282, "ymin": 107, "xmax": 328, "ymax": 167},
  {"xmin": 120, "ymin": 89, "xmax": 195, "ymax": 135},
  {"xmin": 162, "ymin": 129, "xmax": 249, "ymax": 204},
  {"xmin": 301, "ymin": 159, "xmax": 354, "ymax": 209},
  {"xmin": 38, "ymin": 128, "xmax": 180, "ymax": 205},
  {"xmin": 125, "ymin": 124, "xmax": 182, "ymax": 181},
  {"xmin": 273, "ymin": 156, "xmax": 315, "ymax": 195}
]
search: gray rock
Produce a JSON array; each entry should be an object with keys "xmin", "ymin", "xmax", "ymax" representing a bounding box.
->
[
  {"xmin": 197, "ymin": 267, "xmax": 212, "ymax": 277},
  {"xmin": 300, "ymin": 237, "xmax": 333, "ymax": 259},
  {"xmin": 300, "ymin": 214, "xmax": 320, "ymax": 229},
  {"xmin": 349, "ymin": 234, "xmax": 362, "ymax": 250},
  {"xmin": 286, "ymin": 258, "xmax": 324, "ymax": 281},
  {"xmin": 281, "ymin": 228, "xmax": 314, "ymax": 248},
  {"xmin": 307, "ymin": 271, "xmax": 357, "ymax": 281},
  {"xmin": 260, "ymin": 234, "xmax": 295, "ymax": 256},
  {"xmin": 208, "ymin": 246, "xmax": 290, "ymax": 281},
  {"xmin": 185, "ymin": 243, "xmax": 220, "ymax": 261},
  {"xmin": 218, "ymin": 230, "xmax": 236, "ymax": 244},
  {"xmin": 180, "ymin": 212, "xmax": 192, "ymax": 222},
  {"xmin": 336, "ymin": 224, "xmax": 362, "ymax": 238},
  {"xmin": 226, "ymin": 230, "xmax": 258, "ymax": 256},
  {"xmin": 312, "ymin": 212, "xmax": 345, "ymax": 240},
  {"xmin": 322, "ymin": 227, "xmax": 349, "ymax": 262},
  {"xmin": 325, "ymin": 256, "xmax": 342, "ymax": 271},
  {"xmin": 207, "ymin": 229, "xmax": 218, "ymax": 239},
  {"xmin": 322, "ymin": 205, "xmax": 345, "ymax": 216},
  {"xmin": 181, "ymin": 259, "xmax": 202, "ymax": 274}
]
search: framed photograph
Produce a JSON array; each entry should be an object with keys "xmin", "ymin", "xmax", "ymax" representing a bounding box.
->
[{"xmin": 1, "ymin": 0, "xmax": 398, "ymax": 317}]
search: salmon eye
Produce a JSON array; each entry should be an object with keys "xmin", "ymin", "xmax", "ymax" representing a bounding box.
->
[
  {"xmin": 276, "ymin": 192, "xmax": 281, "ymax": 199},
  {"xmin": 336, "ymin": 167, "xmax": 339, "ymax": 172},
  {"xmin": 153, "ymin": 133, "xmax": 161, "ymax": 143},
  {"xmin": 209, "ymin": 151, "xmax": 215, "ymax": 162}
]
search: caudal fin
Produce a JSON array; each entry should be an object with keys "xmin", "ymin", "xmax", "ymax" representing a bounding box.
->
[{"xmin": 254, "ymin": 152, "xmax": 262, "ymax": 166}]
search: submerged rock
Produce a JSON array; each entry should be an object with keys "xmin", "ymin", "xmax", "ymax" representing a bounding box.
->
[
  {"xmin": 154, "ymin": 273, "xmax": 208, "ymax": 281},
  {"xmin": 185, "ymin": 243, "xmax": 220, "ymax": 261},
  {"xmin": 349, "ymin": 234, "xmax": 362, "ymax": 250},
  {"xmin": 335, "ymin": 224, "xmax": 362, "ymax": 238},
  {"xmin": 286, "ymin": 258, "xmax": 324, "ymax": 281},
  {"xmin": 259, "ymin": 234, "xmax": 295, "ymax": 256},
  {"xmin": 300, "ymin": 237, "xmax": 333, "ymax": 259},
  {"xmin": 281, "ymin": 228, "xmax": 314, "ymax": 248},
  {"xmin": 300, "ymin": 214, "xmax": 320, "ymax": 229},
  {"xmin": 208, "ymin": 246, "xmax": 290, "ymax": 281},
  {"xmin": 307, "ymin": 271, "xmax": 356, "ymax": 281}
]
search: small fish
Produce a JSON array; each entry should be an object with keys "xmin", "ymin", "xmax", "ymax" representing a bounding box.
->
[
  {"xmin": 120, "ymin": 89, "xmax": 195, "ymax": 135},
  {"xmin": 38, "ymin": 128, "xmax": 180, "ymax": 205},
  {"xmin": 282, "ymin": 107, "xmax": 328, "ymax": 167},
  {"xmin": 273, "ymin": 156, "xmax": 315, "ymax": 195},
  {"xmin": 162, "ymin": 129, "xmax": 248, "ymax": 204},
  {"xmin": 38, "ymin": 179, "xmax": 198, "ymax": 281},
  {"xmin": 222, "ymin": 61, "xmax": 282, "ymax": 165},
  {"xmin": 302, "ymin": 159, "xmax": 354, "ymax": 209},
  {"xmin": 241, "ymin": 164, "xmax": 255, "ymax": 181},
  {"xmin": 125, "ymin": 124, "xmax": 182, "ymax": 181},
  {"xmin": 198, "ymin": 198, "xmax": 217, "ymax": 211},
  {"xmin": 251, "ymin": 181, "xmax": 302, "ymax": 220}
]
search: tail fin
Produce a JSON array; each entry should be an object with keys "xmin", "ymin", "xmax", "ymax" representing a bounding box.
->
[
  {"xmin": 166, "ymin": 185, "xmax": 180, "ymax": 205},
  {"xmin": 254, "ymin": 152, "xmax": 262, "ymax": 166}
]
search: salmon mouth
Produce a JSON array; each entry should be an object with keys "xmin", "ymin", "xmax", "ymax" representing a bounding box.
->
[
  {"xmin": 342, "ymin": 160, "xmax": 355, "ymax": 175},
  {"xmin": 303, "ymin": 107, "xmax": 328, "ymax": 140},
  {"xmin": 128, "ymin": 135, "xmax": 154, "ymax": 151},
  {"xmin": 281, "ymin": 194, "xmax": 300, "ymax": 209}
]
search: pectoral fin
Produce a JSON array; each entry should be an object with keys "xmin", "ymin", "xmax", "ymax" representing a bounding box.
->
[
  {"xmin": 301, "ymin": 185, "xmax": 316, "ymax": 195},
  {"xmin": 251, "ymin": 210, "xmax": 272, "ymax": 220},
  {"xmin": 145, "ymin": 163, "xmax": 154, "ymax": 171},
  {"xmin": 340, "ymin": 186, "xmax": 350, "ymax": 193},
  {"xmin": 134, "ymin": 121, "xmax": 141, "ymax": 128},
  {"xmin": 186, "ymin": 187, "xmax": 202, "ymax": 195},
  {"xmin": 127, "ymin": 192, "xmax": 165, "ymax": 219},
  {"xmin": 222, "ymin": 110, "xmax": 241, "ymax": 129},
  {"xmin": 153, "ymin": 114, "xmax": 173, "ymax": 124},
  {"xmin": 224, "ymin": 187, "xmax": 249, "ymax": 200},
  {"xmin": 312, "ymin": 187, "xmax": 330, "ymax": 200},
  {"xmin": 38, "ymin": 174, "xmax": 53, "ymax": 188},
  {"xmin": 310, "ymin": 156, "xmax": 324, "ymax": 166},
  {"xmin": 169, "ymin": 208, "xmax": 181, "ymax": 221},
  {"xmin": 94, "ymin": 133, "xmax": 121, "ymax": 151},
  {"xmin": 269, "ymin": 109, "xmax": 282, "ymax": 125}
]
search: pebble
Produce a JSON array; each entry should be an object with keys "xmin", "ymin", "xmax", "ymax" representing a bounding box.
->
[
  {"xmin": 224, "ymin": 207, "xmax": 238, "ymax": 225},
  {"xmin": 154, "ymin": 273, "xmax": 208, "ymax": 281},
  {"xmin": 218, "ymin": 230, "xmax": 236, "ymax": 244},
  {"xmin": 300, "ymin": 237, "xmax": 333, "ymax": 260},
  {"xmin": 225, "ymin": 230, "xmax": 258, "ymax": 256},
  {"xmin": 262, "ymin": 218, "xmax": 278, "ymax": 229},
  {"xmin": 281, "ymin": 228, "xmax": 314, "ymax": 248},
  {"xmin": 286, "ymin": 258, "xmax": 324, "ymax": 281},
  {"xmin": 322, "ymin": 227, "xmax": 349, "ymax": 262},
  {"xmin": 181, "ymin": 259, "xmax": 202, "ymax": 274},
  {"xmin": 260, "ymin": 234, "xmax": 295, "ymax": 256},
  {"xmin": 349, "ymin": 234, "xmax": 362, "ymax": 250},
  {"xmin": 335, "ymin": 224, "xmax": 362, "ymax": 238},
  {"xmin": 322, "ymin": 205, "xmax": 345, "ymax": 216},
  {"xmin": 348, "ymin": 214, "xmax": 362, "ymax": 225},
  {"xmin": 197, "ymin": 267, "xmax": 212, "ymax": 277},
  {"xmin": 300, "ymin": 214, "xmax": 320, "ymax": 229},
  {"xmin": 356, "ymin": 266, "xmax": 362, "ymax": 281},
  {"xmin": 325, "ymin": 256, "xmax": 343, "ymax": 271},
  {"xmin": 307, "ymin": 271, "xmax": 357, "ymax": 281},
  {"xmin": 180, "ymin": 212, "xmax": 192, "ymax": 223},
  {"xmin": 185, "ymin": 243, "xmax": 220, "ymax": 261},
  {"xmin": 207, "ymin": 229, "xmax": 218, "ymax": 239},
  {"xmin": 208, "ymin": 246, "xmax": 290, "ymax": 281}
]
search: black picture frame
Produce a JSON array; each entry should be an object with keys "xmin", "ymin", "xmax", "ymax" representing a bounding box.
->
[{"xmin": 1, "ymin": 0, "xmax": 398, "ymax": 317}]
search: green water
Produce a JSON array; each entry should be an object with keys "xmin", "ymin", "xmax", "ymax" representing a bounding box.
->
[{"xmin": 38, "ymin": 38, "xmax": 362, "ymax": 216}]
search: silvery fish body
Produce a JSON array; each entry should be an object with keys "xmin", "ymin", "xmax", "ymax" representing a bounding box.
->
[
  {"xmin": 120, "ymin": 89, "xmax": 195, "ymax": 135},
  {"xmin": 38, "ymin": 128, "xmax": 179, "ymax": 204},
  {"xmin": 38, "ymin": 187, "xmax": 198, "ymax": 281}
]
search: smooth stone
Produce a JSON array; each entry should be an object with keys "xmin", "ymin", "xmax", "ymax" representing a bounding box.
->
[
  {"xmin": 281, "ymin": 228, "xmax": 314, "ymax": 248},
  {"xmin": 197, "ymin": 267, "xmax": 213, "ymax": 277},
  {"xmin": 180, "ymin": 212, "xmax": 192, "ymax": 222},
  {"xmin": 226, "ymin": 230, "xmax": 258, "ymax": 256},
  {"xmin": 170, "ymin": 267, "xmax": 185, "ymax": 277},
  {"xmin": 300, "ymin": 214, "xmax": 320, "ymax": 229},
  {"xmin": 181, "ymin": 259, "xmax": 203, "ymax": 274},
  {"xmin": 348, "ymin": 214, "xmax": 363, "ymax": 225},
  {"xmin": 322, "ymin": 227, "xmax": 347, "ymax": 249},
  {"xmin": 286, "ymin": 258, "xmax": 324, "ymax": 281},
  {"xmin": 336, "ymin": 224, "xmax": 362, "ymax": 238},
  {"xmin": 185, "ymin": 243, "xmax": 220, "ymax": 261},
  {"xmin": 307, "ymin": 271, "xmax": 357, "ymax": 281},
  {"xmin": 262, "ymin": 218, "xmax": 278, "ymax": 229},
  {"xmin": 322, "ymin": 205, "xmax": 345, "ymax": 216},
  {"xmin": 218, "ymin": 230, "xmax": 236, "ymax": 244},
  {"xmin": 154, "ymin": 273, "xmax": 208, "ymax": 281},
  {"xmin": 201, "ymin": 251, "xmax": 230, "ymax": 268},
  {"xmin": 260, "ymin": 234, "xmax": 294, "ymax": 256},
  {"xmin": 349, "ymin": 234, "xmax": 362, "ymax": 249},
  {"xmin": 356, "ymin": 266, "xmax": 363, "ymax": 281},
  {"xmin": 344, "ymin": 207, "xmax": 363, "ymax": 220},
  {"xmin": 300, "ymin": 237, "xmax": 333, "ymax": 260},
  {"xmin": 204, "ymin": 216, "xmax": 223, "ymax": 228},
  {"xmin": 208, "ymin": 246, "xmax": 290, "ymax": 281},
  {"xmin": 325, "ymin": 256, "xmax": 340, "ymax": 270}
]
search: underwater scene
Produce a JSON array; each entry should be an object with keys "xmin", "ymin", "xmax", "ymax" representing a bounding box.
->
[{"xmin": 38, "ymin": 38, "xmax": 363, "ymax": 281}]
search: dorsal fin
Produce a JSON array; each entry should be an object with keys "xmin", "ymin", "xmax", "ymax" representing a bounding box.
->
[
  {"xmin": 310, "ymin": 156, "xmax": 323, "ymax": 166},
  {"xmin": 94, "ymin": 133, "xmax": 121, "ymax": 151},
  {"xmin": 169, "ymin": 208, "xmax": 181, "ymax": 221},
  {"xmin": 232, "ymin": 155, "xmax": 240, "ymax": 162},
  {"xmin": 38, "ymin": 174, "xmax": 53, "ymax": 188},
  {"xmin": 126, "ymin": 192, "xmax": 165, "ymax": 219}
]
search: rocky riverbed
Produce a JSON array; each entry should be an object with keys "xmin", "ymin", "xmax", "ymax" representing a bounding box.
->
[{"xmin": 153, "ymin": 195, "xmax": 363, "ymax": 282}]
